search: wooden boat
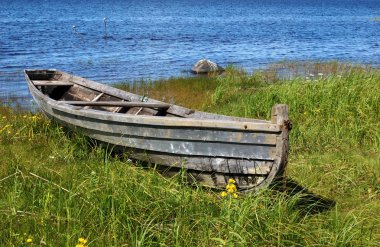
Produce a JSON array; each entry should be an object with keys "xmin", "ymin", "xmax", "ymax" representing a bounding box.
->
[{"xmin": 25, "ymin": 69, "xmax": 291, "ymax": 192}]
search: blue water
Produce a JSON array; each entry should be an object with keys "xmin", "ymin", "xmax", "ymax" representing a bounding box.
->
[{"xmin": 0, "ymin": 0, "xmax": 379, "ymax": 103}]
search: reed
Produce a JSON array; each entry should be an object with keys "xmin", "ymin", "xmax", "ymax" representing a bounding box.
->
[{"xmin": 115, "ymin": 76, "xmax": 218, "ymax": 111}]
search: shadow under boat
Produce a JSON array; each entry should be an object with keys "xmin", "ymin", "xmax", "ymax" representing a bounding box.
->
[{"xmin": 270, "ymin": 176, "xmax": 336, "ymax": 215}]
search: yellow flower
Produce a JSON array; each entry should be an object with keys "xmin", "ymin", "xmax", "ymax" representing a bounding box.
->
[
  {"xmin": 227, "ymin": 188, "xmax": 236, "ymax": 194},
  {"xmin": 226, "ymin": 184, "xmax": 237, "ymax": 193},
  {"xmin": 228, "ymin": 178, "xmax": 236, "ymax": 184},
  {"xmin": 78, "ymin": 237, "xmax": 88, "ymax": 245},
  {"xmin": 226, "ymin": 184, "xmax": 234, "ymax": 189},
  {"xmin": 76, "ymin": 244, "xmax": 85, "ymax": 247},
  {"xmin": 220, "ymin": 191, "xmax": 228, "ymax": 197},
  {"xmin": 26, "ymin": 238, "xmax": 33, "ymax": 243},
  {"xmin": 232, "ymin": 193, "xmax": 238, "ymax": 199}
]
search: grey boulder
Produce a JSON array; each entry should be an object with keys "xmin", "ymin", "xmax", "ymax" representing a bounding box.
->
[{"xmin": 191, "ymin": 59, "xmax": 224, "ymax": 74}]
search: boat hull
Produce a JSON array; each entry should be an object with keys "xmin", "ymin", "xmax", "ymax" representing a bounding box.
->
[{"xmin": 25, "ymin": 69, "xmax": 290, "ymax": 192}]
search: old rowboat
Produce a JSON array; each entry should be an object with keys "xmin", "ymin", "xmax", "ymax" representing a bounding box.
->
[{"xmin": 25, "ymin": 69, "xmax": 291, "ymax": 192}]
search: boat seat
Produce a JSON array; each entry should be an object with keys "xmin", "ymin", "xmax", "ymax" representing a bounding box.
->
[{"xmin": 33, "ymin": 80, "xmax": 74, "ymax": 86}]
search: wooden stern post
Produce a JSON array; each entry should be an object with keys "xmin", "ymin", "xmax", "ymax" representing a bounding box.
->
[{"xmin": 271, "ymin": 104, "xmax": 290, "ymax": 177}]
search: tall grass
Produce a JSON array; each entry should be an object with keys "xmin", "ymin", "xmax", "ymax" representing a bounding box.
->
[
  {"xmin": 211, "ymin": 66, "xmax": 380, "ymax": 153},
  {"xmin": 115, "ymin": 76, "xmax": 218, "ymax": 111},
  {"xmin": 1, "ymin": 63, "xmax": 379, "ymax": 246}
]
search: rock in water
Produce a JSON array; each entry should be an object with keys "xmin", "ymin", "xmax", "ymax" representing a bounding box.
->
[{"xmin": 191, "ymin": 59, "xmax": 224, "ymax": 74}]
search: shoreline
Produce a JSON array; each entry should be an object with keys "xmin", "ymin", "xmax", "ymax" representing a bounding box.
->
[{"xmin": 1, "ymin": 60, "xmax": 378, "ymax": 110}]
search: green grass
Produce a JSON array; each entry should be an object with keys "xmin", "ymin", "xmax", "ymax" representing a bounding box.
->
[
  {"xmin": 0, "ymin": 63, "xmax": 379, "ymax": 246},
  {"xmin": 210, "ymin": 66, "xmax": 380, "ymax": 153},
  {"xmin": 115, "ymin": 76, "xmax": 218, "ymax": 111}
]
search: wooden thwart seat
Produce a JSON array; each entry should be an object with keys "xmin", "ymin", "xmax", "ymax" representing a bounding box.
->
[
  {"xmin": 33, "ymin": 80, "xmax": 74, "ymax": 86},
  {"xmin": 60, "ymin": 101, "xmax": 171, "ymax": 109}
]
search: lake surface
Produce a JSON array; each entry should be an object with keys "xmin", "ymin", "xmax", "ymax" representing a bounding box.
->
[{"xmin": 0, "ymin": 0, "xmax": 379, "ymax": 105}]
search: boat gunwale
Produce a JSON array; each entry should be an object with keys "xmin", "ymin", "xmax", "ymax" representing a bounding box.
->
[{"xmin": 25, "ymin": 69, "xmax": 280, "ymax": 132}]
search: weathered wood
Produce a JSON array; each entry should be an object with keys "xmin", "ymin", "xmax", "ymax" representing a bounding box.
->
[
  {"xmin": 158, "ymin": 168, "xmax": 266, "ymax": 189},
  {"xmin": 83, "ymin": 92, "xmax": 105, "ymax": 110},
  {"xmin": 33, "ymin": 81, "xmax": 74, "ymax": 86},
  {"xmin": 130, "ymin": 151, "xmax": 274, "ymax": 175},
  {"xmin": 91, "ymin": 92, "xmax": 104, "ymax": 102},
  {"xmin": 24, "ymin": 69, "xmax": 291, "ymax": 192},
  {"xmin": 55, "ymin": 106, "xmax": 281, "ymax": 132},
  {"xmin": 52, "ymin": 109, "xmax": 278, "ymax": 145},
  {"xmin": 272, "ymin": 104, "xmax": 289, "ymax": 125},
  {"xmin": 85, "ymin": 129, "xmax": 276, "ymax": 160},
  {"xmin": 60, "ymin": 101, "xmax": 171, "ymax": 109}
]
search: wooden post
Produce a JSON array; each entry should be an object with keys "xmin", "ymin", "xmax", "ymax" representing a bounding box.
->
[
  {"xmin": 271, "ymin": 104, "xmax": 290, "ymax": 190},
  {"xmin": 271, "ymin": 104, "xmax": 289, "ymax": 125}
]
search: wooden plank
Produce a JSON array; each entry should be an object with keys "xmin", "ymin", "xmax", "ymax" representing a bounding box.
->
[
  {"xmin": 54, "ymin": 105, "xmax": 281, "ymax": 132},
  {"xmin": 160, "ymin": 169, "xmax": 267, "ymax": 190},
  {"xmin": 60, "ymin": 101, "xmax": 170, "ymax": 109},
  {"xmin": 33, "ymin": 80, "xmax": 74, "ymax": 86},
  {"xmin": 52, "ymin": 109, "xmax": 279, "ymax": 144},
  {"xmin": 83, "ymin": 92, "xmax": 105, "ymax": 110},
  {"xmin": 91, "ymin": 92, "xmax": 105, "ymax": 102},
  {"xmin": 86, "ymin": 130, "xmax": 276, "ymax": 160},
  {"xmin": 131, "ymin": 151, "xmax": 274, "ymax": 174}
]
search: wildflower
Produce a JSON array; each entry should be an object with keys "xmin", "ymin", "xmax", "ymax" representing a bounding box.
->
[
  {"xmin": 77, "ymin": 237, "xmax": 88, "ymax": 246},
  {"xmin": 303, "ymin": 111, "xmax": 307, "ymax": 115},
  {"xmin": 226, "ymin": 183, "xmax": 237, "ymax": 193},
  {"xmin": 220, "ymin": 178, "xmax": 239, "ymax": 199},
  {"xmin": 0, "ymin": 124, "xmax": 12, "ymax": 134},
  {"xmin": 26, "ymin": 238, "xmax": 32, "ymax": 243},
  {"xmin": 79, "ymin": 237, "xmax": 86, "ymax": 243},
  {"xmin": 318, "ymin": 73, "xmax": 323, "ymax": 76}
]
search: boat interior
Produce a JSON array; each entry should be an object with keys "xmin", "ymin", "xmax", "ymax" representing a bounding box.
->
[
  {"xmin": 26, "ymin": 69, "xmax": 270, "ymax": 123},
  {"xmin": 27, "ymin": 70, "xmax": 182, "ymax": 117}
]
